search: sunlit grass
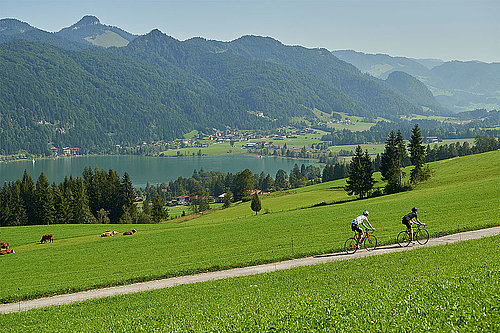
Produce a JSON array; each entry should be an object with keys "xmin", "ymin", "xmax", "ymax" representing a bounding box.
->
[
  {"xmin": 1, "ymin": 235, "xmax": 497, "ymax": 332},
  {"xmin": 0, "ymin": 150, "xmax": 498, "ymax": 304}
]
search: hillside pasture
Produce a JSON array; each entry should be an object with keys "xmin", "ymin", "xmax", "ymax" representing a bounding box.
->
[
  {"xmin": 0, "ymin": 234, "xmax": 497, "ymax": 332},
  {"xmin": 0, "ymin": 150, "xmax": 498, "ymax": 304}
]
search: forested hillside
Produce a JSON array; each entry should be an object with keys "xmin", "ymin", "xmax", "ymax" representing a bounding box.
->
[
  {"xmin": 1, "ymin": 20, "xmax": 434, "ymax": 155},
  {"xmin": 0, "ymin": 18, "xmax": 86, "ymax": 51},
  {"xmin": 185, "ymin": 35, "xmax": 422, "ymax": 117},
  {"xmin": 384, "ymin": 71, "xmax": 444, "ymax": 112}
]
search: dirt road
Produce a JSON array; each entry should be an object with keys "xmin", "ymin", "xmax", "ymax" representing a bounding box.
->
[{"xmin": 1, "ymin": 226, "xmax": 499, "ymax": 314}]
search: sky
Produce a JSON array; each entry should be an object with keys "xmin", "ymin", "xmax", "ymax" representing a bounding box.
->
[{"xmin": 1, "ymin": 0, "xmax": 499, "ymax": 62}]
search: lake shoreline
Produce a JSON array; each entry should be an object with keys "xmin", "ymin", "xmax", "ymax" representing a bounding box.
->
[{"xmin": 0, "ymin": 154, "xmax": 320, "ymax": 188}]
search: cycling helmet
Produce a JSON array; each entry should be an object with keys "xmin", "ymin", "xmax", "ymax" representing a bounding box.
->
[
  {"xmin": 363, "ymin": 210, "xmax": 369, "ymax": 216},
  {"xmin": 412, "ymin": 207, "xmax": 418, "ymax": 213}
]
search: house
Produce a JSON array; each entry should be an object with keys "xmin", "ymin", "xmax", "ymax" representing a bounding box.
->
[
  {"xmin": 214, "ymin": 193, "xmax": 226, "ymax": 203},
  {"xmin": 424, "ymin": 137, "xmax": 439, "ymax": 144},
  {"xmin": 176, "ymin": 195, "xmax": 190, "ymax": 205}
]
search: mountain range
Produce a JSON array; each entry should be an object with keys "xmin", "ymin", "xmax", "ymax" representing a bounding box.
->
[
  {"xmin": 0, "ymin": 16, "xmax": 489, "ymax": 155},
  {"xmin": 333, "ymin": 50, "xmax": 500, "ymax": 112}
]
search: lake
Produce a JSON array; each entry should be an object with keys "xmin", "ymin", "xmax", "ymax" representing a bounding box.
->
[{"xmin": 0, "ymin": 155, "xmax": 319, "ymax": 188}]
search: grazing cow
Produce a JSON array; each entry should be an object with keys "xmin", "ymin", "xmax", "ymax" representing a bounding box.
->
[
  {"xmin": 0, "ymin": 249, "xmax": 14, "ymax": 255},
  {"xmin": 40, "ymin": 234, "xmax": 53, "ymax": 244},
  {"xmin": 0, "ymin": 242, "xmax": 8, "ymax": 250},
  {"xmin": 123, "ymin": 229, "xmax": 137, "ymax": 236},
  {"xmin": 100, "ymin": 230, "xmax": 119, "ymax": 237}
]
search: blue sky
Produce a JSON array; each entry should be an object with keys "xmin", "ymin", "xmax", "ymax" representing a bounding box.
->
[{"xmin": 2, "ymin": 0, "xmax": 499, "ymax": 62}]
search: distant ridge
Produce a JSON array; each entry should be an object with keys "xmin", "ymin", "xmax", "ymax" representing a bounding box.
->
[
  {"xmin": 56, "ymin": 15, "xmax": 136, "ymax": 47},
  {"xmin": 0, "ymin": 18, "xmax": 86, "ymax": 50},
  {"xmin": 332, "ymin": 49, "xmax": 500, "ymax": 112}
]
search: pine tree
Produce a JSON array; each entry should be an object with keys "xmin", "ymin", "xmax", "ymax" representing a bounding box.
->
[
  {"xmin": 322, "ymin": 164, "xmax": 335, "ymax": 182},
  {"xmin": 409, "ymin": 124, "xmax": 429, "ymax": 183},
  {"xmin": 233, "ymin": 169, "xmax": 255, "ymax": 201},
  {"xmin": 73, "ymin": 178, "xmax": 96, "ymax": 224},
  {"xmin": 35, "ymin": 173, "xmax": 55, "ymax": 225},
  {"xmin": 395, "ymin": 130, "xmax": 408, "ymax": 185},
  {"xmin": 275, "ymin": 169, "xmax": 289, "ymax": 190},
  {"xmin": 250, "ymin": 193, "xmax": 261, "ymax": 215},
  {"xmin": 151, "ymin": 195, "xmax": 168, "ymax": 223},
  {"xmin": 380, "ymin": 131, "xmax": 403, "ymax": 193},
  {"xmin": 345, "ymin": 145, "xmax": 375, "ymax": 199},
  {"xmin": 20, "ymin": 170, "xmax": 36, "ymax": 225},
  {"xmin": 120, "ymin": 172, "xmax": 135, "ymax": 218},
  {"xmin": 361, "ymin": 150, "xmax": 376, "ymax": 195},
  {"xmin": 222, "ymin": 189, "xmax": 233, "ymax": 209}
]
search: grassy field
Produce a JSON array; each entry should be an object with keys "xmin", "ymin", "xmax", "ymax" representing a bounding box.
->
[
  {"xmin": 0, "ymin": 234, "xmax": 497, "ymax": 332},
  {"xmin": 0, "ymin": 150, "xmax": 498, "ymax": 305},
  {"xmin": 158, "ymin": 131, "xmax": 329, "ymax": 157}
]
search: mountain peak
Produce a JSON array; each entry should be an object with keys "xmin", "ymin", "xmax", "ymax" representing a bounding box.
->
[
  {"xmin": 0, "ymin": 18, "xmax": 35, "ymax": 34},
  {"xmin": 73, "ymin": 15, "xmax": 101, "ymax": 28}
]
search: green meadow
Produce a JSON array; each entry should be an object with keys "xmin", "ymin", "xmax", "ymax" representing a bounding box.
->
[
  {"xmin": 1, "ymin": 234, "xmax": 497, "ymax": 332},
  {"xmin": 0, "ymin": 150, "xmax": 498, "ymax": 305}
]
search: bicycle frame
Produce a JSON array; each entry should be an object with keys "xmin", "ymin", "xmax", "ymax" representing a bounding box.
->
[{"xmin": 353, "ymin": 229, "xmax": 373, "ymax": 243}]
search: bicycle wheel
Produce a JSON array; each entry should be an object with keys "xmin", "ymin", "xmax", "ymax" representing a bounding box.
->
[
  {"xmin": 344, "ymin": 238, "xmax": 358, "ymax": 254},
  {"xmin": 364, "ymin": 234, "xmax": 377, "ymax": 251},
  {"xmin": 415, "ymin": 228, "xmax": 429, "ymax": 245},
  {"xmin": 397, "ymin": 230, "xmax": 411, "ymax": 247}
]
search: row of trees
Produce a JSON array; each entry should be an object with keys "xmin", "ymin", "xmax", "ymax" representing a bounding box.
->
[
  {"xmin": 345, "ymin": 124, "xmax": 429, "ymax": 198},
  {"xmin": 320, "ymin": 118, "xmax": 500, "ymax": 147},
  {"xmin": 345, "ymin": 127, "xmax": 500, "ymax": 199},
  {"xmin": 426, "ymin": 136, "xmax": 499, "ymax": 162},
  {"xmin": 141, "ymin": 162, "xmax": 334, "ymax": 205},
  {"xmin": 0, "ymin": 168, "xmax": 167, "ymax": 227}
]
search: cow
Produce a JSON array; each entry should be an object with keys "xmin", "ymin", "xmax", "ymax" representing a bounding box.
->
[
  {"xmin": 40, "ymin": 234, "xmax": 53, "ymax": 244},
  {"xmin": 123, "ymin": 229, "xmax": 137, "ymax": 236},
  {"xmin": 100, "ymin": 231, "xmax": 119, "ymax": 237},
  {"xmin": 0, "ymin": 242, "xmax": 8, "ymax": 250},
  {"xmin": 0, "ymin": 249, "xmax": 14, "ymax": 255}
]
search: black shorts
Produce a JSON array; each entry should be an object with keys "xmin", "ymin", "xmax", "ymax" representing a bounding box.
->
[
  {"xmin": 351, "ymin": 224, "xmax": 363, "ymax": 233},
  {"xmin": 402, "ymin": 219, "xmax": 411, "ymax": 228}
]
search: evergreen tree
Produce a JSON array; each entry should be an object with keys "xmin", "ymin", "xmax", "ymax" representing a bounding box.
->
[
  {"xmin": 222, "ymin": 189, "xmax": 233, "ymax": 209},
  {"xmin": 96, "ymin": 208, "xmax": 111, "ymax": 224},
  {"xmin": 35, "ymin": 173, "xmax": 55, "ymax": 225},
  {"xmin": 395, "ymin": 130, "xmax": 408, "ymax": 185},
  {"xmin": 195, "ymin": 191, "xmax": 210, "ymax": 212},
  {"xmin": 380, "ymin": 131, "xmax": 403, "ymax": 193},
  {"xmin": 275, "ymin": 169, "xmax": 289, "ymax": 190},
  {"xmin": 408, "ymin": 124, "xmax": 429, "ymax": 184},
  {"xmin": 250, "ymin": 193, "xmax": 262, "ymax": 215},
  {"xmin": 396, "ymin": 129, "xmax": 408, "ymax": 168},
  {"xmin": 333, "ymin": 163, "xmax": 348, "ymax": 180},
  {"xmin": 322, "ymin": 164, "xmax": 335, "ymax": 182},
  {"xmin": 233, "ymin": 169, "xmax": 255, "ymax": 201},
  {"xmin": 73, "ymin": 178, "xmax": 96, "ymax": 224},
  {"xmin": 119, "ymin": 172, "xmax": 135, "ymax": 218},
  {"xmin": 20, "ymin": 170, "xmax": 36, "ymax": 225},
  {"xmin": 151, "ymin": 195, "xmax": 168, "ymax": 223},
  {"xmin": 345, "ymin": 145, "xmax": 375, "ymax": 199}
]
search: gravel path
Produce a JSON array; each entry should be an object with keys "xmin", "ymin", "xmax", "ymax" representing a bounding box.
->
[{"xmin": 1, "ymin": 226, "xmax": 499, "ymax": 314}]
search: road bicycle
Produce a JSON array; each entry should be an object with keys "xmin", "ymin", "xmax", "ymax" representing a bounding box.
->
[
  {"xmin": 397, "ymin": 224, "xmax": 429, "ymax": 247},
  {"xmin": 344, "ymin": 228, "xmax": 377, "ymax": 254}
]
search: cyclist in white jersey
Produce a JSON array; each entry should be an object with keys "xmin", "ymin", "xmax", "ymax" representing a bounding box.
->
[{"xmin": 351, "ymin": 210, "xmax": 375, "ymax": 246}]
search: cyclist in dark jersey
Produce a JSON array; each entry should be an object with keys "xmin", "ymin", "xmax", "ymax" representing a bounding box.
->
[{"xmin": 402, "ymin": 207, "xmax": 425, "ymax": 241}]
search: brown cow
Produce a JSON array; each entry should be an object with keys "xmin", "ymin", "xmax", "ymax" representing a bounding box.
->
[
  {"xmin": 100, "ymin": 231, "xmax": 119, "ymax": 237},
  {"xmin": 0, "ymin": 249, "xmax": 14, "ymax": 255},
  {"xmin": 0, "ymin": 242, "xmax": 8, "ymax": 250},
  {"xmin": 40, "ymin": 234, "xmax": 53, "ymax": 244},
  {"xmin": 123, "ymin": 229, "xmax": 137, "ymax": 235}
]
